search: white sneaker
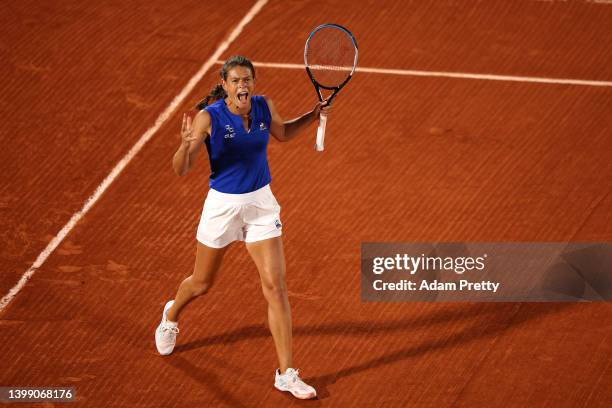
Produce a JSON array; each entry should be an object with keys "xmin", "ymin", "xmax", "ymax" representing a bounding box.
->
[
  {"xmin": 274, "ymin": 368, "xmax": 317, "ymax": 399},
  {"xmin": 155, "ymin": 300, "xmax": 179, "ymax": 355}
]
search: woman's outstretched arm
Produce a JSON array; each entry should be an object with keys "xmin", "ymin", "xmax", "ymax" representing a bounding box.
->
[{"xmin": 264, "ymin": 96, "xmax": 330, "ymax": 143}]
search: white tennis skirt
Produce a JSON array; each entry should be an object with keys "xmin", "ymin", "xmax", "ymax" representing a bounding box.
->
[{"xmin": 196, "ymin": 184, "xmax": 282, "ymax": 248}]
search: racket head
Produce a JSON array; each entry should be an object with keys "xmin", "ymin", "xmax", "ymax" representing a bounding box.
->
[{"xmin": 304, "ymin": 24, "xmax": 358, "ymax": 93}]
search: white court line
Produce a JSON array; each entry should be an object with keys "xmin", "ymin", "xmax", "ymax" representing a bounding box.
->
[
  {"xmin": 218, "ymin": 60, "xmax": 612, "ymax": 87},
  {"xmin": 536, "ymin": 0, "xmax": 612, "ymax": 3},
  {"xmin": 0, "ymin": 0, "xmax": 268, "ymax": 314}
]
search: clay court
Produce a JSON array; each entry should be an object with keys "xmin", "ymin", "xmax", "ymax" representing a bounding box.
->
[{"xmin": 1, "ymin": 0, "xmax": 611, "ymax": 406}]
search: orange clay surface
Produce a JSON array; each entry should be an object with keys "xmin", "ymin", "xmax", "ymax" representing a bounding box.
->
[{"xmin": 1, "ymin": 1, "xmax": 611, "ymax": 406}]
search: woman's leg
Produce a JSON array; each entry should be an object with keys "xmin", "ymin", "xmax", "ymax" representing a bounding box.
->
[
  {"xmin": 166, "ymin": 241, "xmax": 228, "ymax": 322},
  {"xmin": 246, "ymin": 236, "xmax": 292, "ymax": 372}
]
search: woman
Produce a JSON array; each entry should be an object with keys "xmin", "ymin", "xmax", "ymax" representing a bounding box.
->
[{"xmin": 155, "ymin": 55, "xmax": 328, "ymax": 400}]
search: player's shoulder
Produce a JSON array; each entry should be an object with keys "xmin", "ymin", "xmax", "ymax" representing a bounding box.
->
[
  {"xmin": 193, "ymin": 108, "xmax": 212, "ymax": 129},
  {"xmin": 202, "ymin": 98, "xmax": 224, "ymax": 112},
  {"xmin": 195, "ymin": 108, "xmax": 211, "ymax": 119},
  {"xmin": 259, "ymin": 95, "xmax": 277, "ymax": 116},
  {"xmin": 250, "ymin": 94, "xmax": 266, "ymax": 104},
  {"xmin": 260, "ymin": 95, "xmax": 276, "ymax": 109},
  {"xmin": 199, "ymin": 100, "xmax": 223, "ymax": 120}
]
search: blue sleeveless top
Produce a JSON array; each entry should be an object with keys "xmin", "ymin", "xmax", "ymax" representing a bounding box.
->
[{"xmin": 204, "ymin": 96, "xmax": 272, "ymax": 194}]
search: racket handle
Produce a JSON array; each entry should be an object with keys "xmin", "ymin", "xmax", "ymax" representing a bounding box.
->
[{"xmin": 315, "ymin": 113, "xmax": 327, "ymax": 151}]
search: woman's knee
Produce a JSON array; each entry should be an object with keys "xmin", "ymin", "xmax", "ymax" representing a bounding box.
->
[
  {"xmin": 261, "ymin": 277, "xmax": 288, "ymax": 305},
  {"xmin": 190, "ymin": 276, "xmax": 213, "ymax": 296}
]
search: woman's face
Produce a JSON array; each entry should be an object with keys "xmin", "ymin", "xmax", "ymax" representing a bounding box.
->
[{"xmin": 222, "ymin": 65, "xmax": 255, "ymax": 112}]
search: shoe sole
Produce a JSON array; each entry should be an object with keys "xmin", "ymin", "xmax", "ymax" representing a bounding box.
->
[{"xmin": 274, "ymin": 383, "xmax": 317, "ymax": 400}]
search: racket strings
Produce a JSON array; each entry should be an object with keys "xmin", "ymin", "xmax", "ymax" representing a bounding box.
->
[{"xmin": 306, "ymin": 27, "xmax": 356, "ymax": 88}]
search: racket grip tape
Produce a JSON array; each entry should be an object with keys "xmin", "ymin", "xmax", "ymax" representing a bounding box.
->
[{"xmin": 315, "ymin": 113, "xmax": 327, "ymax": 151}]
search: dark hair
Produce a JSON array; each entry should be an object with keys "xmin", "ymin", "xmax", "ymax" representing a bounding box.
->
[
  {"xmin": 195, "ymin": 84, "xmax": 226, "ymax": 110},
  {"xmin": 219, "ymin": 55, "xmax": 255, "ymax": 81},
  {"xmin": 194, "ymin": 55, "xmax": 255, "ymax": 110}
]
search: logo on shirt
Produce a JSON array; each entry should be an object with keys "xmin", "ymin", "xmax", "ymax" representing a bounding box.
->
[
  {"xmin": 224, "ymin": 124, "xmax": 235, "ymax": 139},
  {"xmin": 259, "ymin": 122, "xmax": 267, "ymax": 131},
  {"xmin": 275, "ymin": 219, "xmax": 282, "ymax": 230}
]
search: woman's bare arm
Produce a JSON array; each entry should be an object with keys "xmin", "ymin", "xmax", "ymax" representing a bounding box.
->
[
  {"xmin": 264, "ymin": 96, "xmax": 329, "ymax": 143},
  {"xmin": 172, "ymin": 110, "xmax": 211, "ymax": 176}
]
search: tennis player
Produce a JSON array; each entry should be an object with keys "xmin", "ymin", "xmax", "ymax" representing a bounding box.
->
[{"xmin": 155, "ymin": 55, "xmax": 328, "ymax": 400}]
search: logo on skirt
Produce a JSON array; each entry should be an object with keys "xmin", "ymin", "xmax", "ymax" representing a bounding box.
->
[{"xmin": 275, "ymin": 219, "xmax": 282, "ymax": 229}]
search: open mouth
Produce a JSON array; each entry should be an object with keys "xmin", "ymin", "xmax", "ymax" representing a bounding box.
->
[{"xmin": 237, "ymin": 91, "xmax": 249, "ymax": 102}]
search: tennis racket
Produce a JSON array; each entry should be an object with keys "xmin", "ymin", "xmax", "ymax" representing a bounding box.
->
[{"xmin": 304, "ymin": 24, "xmax": 358, "ymax": 151}]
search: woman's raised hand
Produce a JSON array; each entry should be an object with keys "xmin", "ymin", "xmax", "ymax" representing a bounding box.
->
[{"xmin": 181, "ymin": 113, "xmax": 198, "ymax": 147}]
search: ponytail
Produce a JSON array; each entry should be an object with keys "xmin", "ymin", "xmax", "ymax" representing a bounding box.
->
[{"xmin": 195, "ymin": 84, "xmax": 227, "ymax": 110}]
